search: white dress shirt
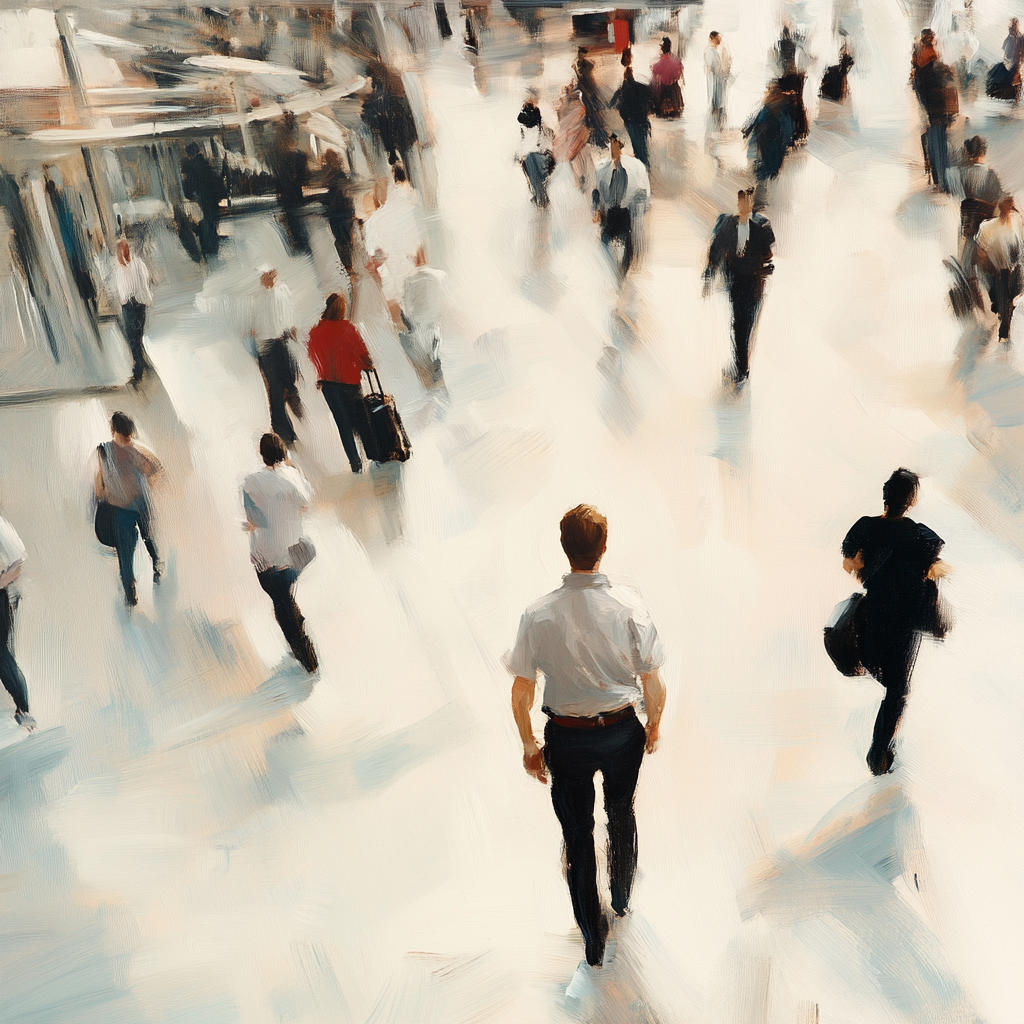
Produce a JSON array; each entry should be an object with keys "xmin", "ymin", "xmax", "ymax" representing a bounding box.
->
[
  {"xmin": 250, "ymin": 282, "xmax": 295, "ymax": 341},
  {"xmin": 509, "ymin": 572, "xmax": 665, "ymax": 717},
  {"xmin": 113, "ymin": 257, "xmax": 153, "ymax": 305},
  {"xmin": 242, "ymin": 464, "xmax": 311, "ymax": 571},
  {"xmin": 977, "ymin": 213, "xmax": 1024, "ymax": 272},
  {"xmin": 736, "ymin": 218, "xmax": 750, "ymax": 256}
]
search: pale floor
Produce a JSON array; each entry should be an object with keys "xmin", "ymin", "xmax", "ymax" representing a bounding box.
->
[{"xmin": 1, "ymin": 3, "xmax": 1023, "ymax": 1023}]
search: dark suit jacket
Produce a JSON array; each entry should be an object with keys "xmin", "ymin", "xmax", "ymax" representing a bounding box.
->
[{"xmin": 706, "ymin": 213, "xmax": 775, "ymax": 281}]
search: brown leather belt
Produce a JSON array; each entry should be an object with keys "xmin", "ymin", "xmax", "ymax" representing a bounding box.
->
[{"xmin": 545, "ymin": 705, "xmax": 635, "ymax": 730}]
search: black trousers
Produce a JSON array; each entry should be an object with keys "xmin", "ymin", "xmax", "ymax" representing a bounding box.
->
[
  {"xmin": 862, "ymin": 614, "xmax": 922, "ymax": 775},
  {"xmin": 601, "ymin": 207, "xmax": 633, "ymax": 275},
  {"xmin": 320, "ymin": 381, "xmax": 370, "ymax": 472},
  {"xmin": 258, "ymin": 338, "xmax": 303, "ymax": 446},
  {"xmin": 988, "ymin": 267, "xmax": 1022, "ymax": 340},
  {"xmin": 543, "ymin": 710, "xmax": 646, "ymax": 966},
  {"xmin": 0, "ymin": 587, "xmax": 29, "ymax": 715},
  {"xmin": 256, "ymin": 567, "xmax": 317, "ymax": 672},
  {"xmin": 728, "ymin": 275, "xmax": 765, "ymax": 380},
  {"xmin": 111, "ymin": 504, "xmax": 159, "ymax": 602},
  {"xmin": 121, "ymin": 299, "xmax": 147, "ymax": 382}
]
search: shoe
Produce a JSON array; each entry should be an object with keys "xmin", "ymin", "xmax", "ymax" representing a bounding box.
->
[
  {"xmin": 351, "ymin": 463, "xmax": 363, "ymax": 474},
  {"xmin": 153, "ymin": 563, "xmax": 164, "ymax": 584},
  {"xmin": 126, "ymin": 582, "xmax": 138, "ymax": 607},
  {"xmin": 15, "ymin": 710, "xmax": 36, "ymax": 731}
]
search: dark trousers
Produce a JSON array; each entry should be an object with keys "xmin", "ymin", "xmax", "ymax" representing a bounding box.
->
[
  {"xmin": 624, "ymin": 122, "xmax": 650, "ymax": 168},
  {"xmin": 281, "ymin": 203, "xmax": 310, "ymax": 253},
  {"xmin": 543, "ymin": 711, "xmax": 646, "ymax": 966},
  {"xmin": 601, "ymin": 206, "xmax": 634, "ymax": 275},
  {"xmin": 111, "ymin": 505, "xmax": 159, "ymax": 601},
  {"xmin": 121, "ymin": 299, "xmax": 147, "ymax": 382},
  {"xmin": 198, "ymin": 204, "xmax": 220, "ymax": 258},
  {"xmin": 989, "ymin": 267, "xmax": 1022, "ymax": 339},
  {"xmin": 257, "ymin": 567, "xmax": 317, "ymax": 672},
  {"xmin": 862, "ymin": 616, "xmax": 921, "ymax": 775},
  {"xmin": 328, "ymin": 218, "xmax": 355, "ymax": 274},
  {"xmin": 522, "ymin": 151, "xmax": 551, "ymax": 208},
  {"xmin": 0, "ymin": 587, "xmax": 29, "ymax": 715},
  {"xmin": 728, "ymin": 275, "xmax": 765, "ymax": 380},
  {"xmin": 320, "ymin": 381, "xmax": 369, "ymax": 472},
  {"xmin": 258, "ymin": 338, "xmax": 303, "ymax": 446},
  {"xmin": 923, "ymin": 124, "xmax": 949, "ymax": 190}
]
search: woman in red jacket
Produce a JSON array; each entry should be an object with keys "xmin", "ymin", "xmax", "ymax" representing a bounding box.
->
[{"xmin": 307, "ymin": 293, "xmax": 374, "ymax": 473}]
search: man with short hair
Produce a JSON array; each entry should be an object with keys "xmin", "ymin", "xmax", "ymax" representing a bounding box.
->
[
  {"xmin": 977, "ymin": 195, "xmax": 1024, "ymax": 341},
  {"xmin": 509, "ymin": 504, "xmax": 666, "ymax": 972},
  {"xmin": 113, "ymin": 239, "xmax": 153, "ymax": 385},
  {"xmin": 704, "ymin": 189, "xmax": 775, "ymax": 383},
  {"xmin": 592, "ymin": 134, "xmax": 650, "ymax": 277},
  {"xmin": 249, "ymin": 268, "xmax": 302, "ymax": 446},
  {"xmin": 242, "ymin": 433, "xmax": 318, "ymax": 673}
]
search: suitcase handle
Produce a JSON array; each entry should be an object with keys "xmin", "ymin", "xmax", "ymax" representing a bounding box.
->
[{"xmin": 362, "ymin": 367, "xmax": 385, "ymax": 397}]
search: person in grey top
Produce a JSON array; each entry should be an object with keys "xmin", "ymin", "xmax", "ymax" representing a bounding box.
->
[
  {"xmin": 510, "ymin": 504, "xmax": 666, "ymax": 972},
  {"xmin": 93, "ymin": 411, "xmax": 163, "ymax": 606}
]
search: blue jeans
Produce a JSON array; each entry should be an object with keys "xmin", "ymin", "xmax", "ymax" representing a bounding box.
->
[
  {"xmin": 0, "ymin": 587, "xmax": 28, "ymax": 714},
  {"xmin": 111, "ymin": 505, "xmax": 159, "ymax": 601}
]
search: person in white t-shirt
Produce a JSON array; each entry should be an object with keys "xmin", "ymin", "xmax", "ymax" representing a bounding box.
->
[
  {"xmin": 704, "ymin": 31, "xmax": 732, "ymax": 130},
  {"xmin": 0, "ymin": 511, "xmax": 34, "ymax": 729},
  {"xmin": 400, "ymin": 247, "xmax": 448, "ymax": 377},
  {"xmin": 248, "ymin": 268, "xmax": 303, "ymax": 446},
  {"xmin": 977, "ymin": 196, "xmax": 1023, "ymax": 340},
  {"xmin": 242, "ymin": 433, "xmax": 318, "ymax": 673},
  {"xmin": 112, "ymin": 239, "xmax": 153, "ymax": 385}
]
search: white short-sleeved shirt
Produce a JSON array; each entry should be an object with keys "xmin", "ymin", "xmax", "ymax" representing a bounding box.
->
[
  {"xmin": 509, "ymin": 572, "xmax": 665, "ymax": 717},
  {"xmin": 242, "ymin": 464, "xmax": 311, "ymax": 571},
  {"xmin": 0, "ymin": 516, "xmax": 26, "ymax": 577}
]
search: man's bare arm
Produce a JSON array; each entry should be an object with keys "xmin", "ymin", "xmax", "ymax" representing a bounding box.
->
[
  {"xmin": 512, "ymin": 675, "xmax": 547, "ymax": 783},
  {"xmin": 640, "ymin": 668, "xmax": 665, "ymax": 754}
]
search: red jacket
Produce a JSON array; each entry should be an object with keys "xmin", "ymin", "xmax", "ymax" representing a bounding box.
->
[{"xmin": 307, "ymin": 318, "xmax": 372, "ymax": 385}]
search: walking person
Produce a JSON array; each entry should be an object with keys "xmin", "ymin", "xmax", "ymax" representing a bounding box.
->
[
  {"xmin": 704, "ymin": 31, "xmax": 732, "ymax": 130},
  {"xmin": 517, "ymin": 100, "xmax": 555, "ymax": 209},
  {"xmin": 610, "ymin": 67, "xmax": 654, "ymax": 169},
  {"xmin": 112, "ymin": 239, "xmax": 153, "ymax": 385},
  {"xmin": 320, "ymin": 149, "xmax": 357, "ymax": 275},
  {"xmin": 704, "ymin": 189, "xmax": 775, "ymax": 383},
  {"xmin": 509, "ymin": 505, "xmax": 666, "ymax": 972},
  {"xmin": 650, "ymin": 37, "xmax": 684, "ymax": 119},
  {"xmin": 181, "ymin": 142, "xmax": 227, "ymax": 260},
  {"xmin": 554, "ymin": 84, "xmax": 592, "ymax": 190},
  {"xmin": 573, "ymin": 47, "xmax": 608, "ymax": 149},
  {"xmin": 592, "ymin": 134, "xmax": 649, "ymax": 277},
  {"xmin": 0, "ymin": 511, "xmax": 34, "ymax": 730},
  {"xmin": 93, "ymin": 411, "xmax": 163, "ymax": 607},
  {"xmin": 401, "ymin": 247, "xmax": 448, "ymax": 379},
  {"xmin": 307, "ymin": 293, "xmax": 375, "ymax": 473},
  {"xmin": 912, "ymin": 30, "xmax": 958, "ymax": 191},
  {"xmin": 249, "ymin": 268, "xmax": 303, "ymax": 447},
  {"xmin": 977, "ymin": 195, "xmax": 1024, "ymax": 341},
  {"xmin": 842, "ymin": 469, "xmax": 950, "ymax": 775},
  {"xmin": 242, "ymin": 434, "xmax": 318, "ymax": 674},
  {"xmin": 948, "ymin": 136, "xmax": 1003, "ymax": 245}
]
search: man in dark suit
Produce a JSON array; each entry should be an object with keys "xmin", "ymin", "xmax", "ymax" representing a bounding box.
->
[{"xmin": 703, "ymin": 189, "xmax": 775, "ymax": 383}]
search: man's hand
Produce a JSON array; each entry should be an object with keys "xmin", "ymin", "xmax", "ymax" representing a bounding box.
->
[
  {"xmin": 644, "ymin": 723, "xmax": 660, "ymax": 754},
  {"xmin": 592, "ymin": 210, "xmax": 602, "ymax": 224},
  {"xmin": 843, "ymin": 551, "xmax": 865, "ymax": 577},
  {"xmin": 523, "ymin": 740, "xmax": 548, "ymax": 784},
  {"xmin": 927, "ymin": 559, "xmax": 952, "ymax": 580}
]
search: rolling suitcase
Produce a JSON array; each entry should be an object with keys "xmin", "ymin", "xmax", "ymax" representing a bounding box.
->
[{"xmin": 362, "ymin": 369, "xmax": 411, "ymax": 463}]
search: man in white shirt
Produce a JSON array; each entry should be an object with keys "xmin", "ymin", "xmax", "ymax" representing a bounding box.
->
[
  {"xmin": 592, "ymin": 134, "xmax": 650, "ymax": 277},
  {"xmin": 509, "ymin": 504, "xmax": 666, "ymax": 971},
  {"xmin": 705, "ymin": 31, "xmax": 732, "ymax": 130},
  {"xmin": 249, "ymin": 268, "xmax": 303, "ymax": 446},
  {"xmin": 243, "ymin": 433, "xmax": 318, "ymax": 673},
  {"xmin": 977, "ymin": 196, "xmax": 1023, "ymax": 340},
  {"xmin": 0, "ymin": 512, "xmax": 34, "ymax": 729},
  {"xmin": 113, "ymin": 239, "xmax": 153, "ymax": 384},
  {"xmin": 400, "ymin": 247, "xmax": 447, "ymax": 376}
]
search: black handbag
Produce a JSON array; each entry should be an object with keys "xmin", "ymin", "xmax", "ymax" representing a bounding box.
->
[
  {"xmin": 824, "ymin": 592, "xmax": 866, "ymax": 676},
  {"xmin": 94, "ymin": 501, "xmax": 117, "ymax": 547}
]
